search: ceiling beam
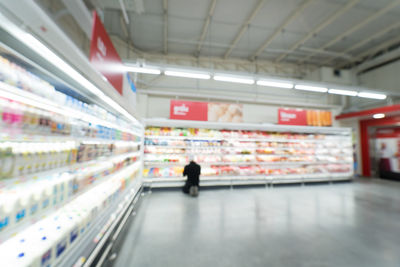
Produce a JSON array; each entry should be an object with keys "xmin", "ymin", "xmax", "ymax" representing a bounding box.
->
[
  {"xmin": 223, "ymin": 0, "xmax": 265, "ymax": 59},
  {"xmin": 321, "ymin": 20, "xmax": 400, "ymax": 66},
  {"xmin": 250, "ymin": 0, "xmax": 314, "ymax": 60},
  {"xmin": 118, "ymin": 0, "xmax": 129, "ymax": 24},
  {"xmin": 196, "ymin": 0, "xmax": 217, "ymax": 56},
  {"xmin": 355, "ymin": 45, "xmax": 400, "ymax": 74},
  {"xmin": 274, "ymin": 0, "xmax": 358, "ymax": 63},
  {"xmin": 336, "ymin": 35, "xmax": 400, "ymax": 69},
  {"xmin": 61, "ymin": 0, "xmax": 93, "ymax": 38},
  {"xmin": 163, "ymin": 0, "xmax": 168, "ymax": 54},
  {"xmin": 298, "ymin": 0, "xmax": 400, "ymax": 65}
]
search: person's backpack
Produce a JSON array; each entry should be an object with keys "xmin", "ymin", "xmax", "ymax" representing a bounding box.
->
[{"xmin": 189, "ymin": 186, "xmax": 198, "ymax": 197}]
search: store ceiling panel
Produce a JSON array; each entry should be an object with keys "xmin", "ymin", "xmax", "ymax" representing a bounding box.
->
[{"xmin": 92, "ymin": 0, "xmax": 400, "ymax": 69}]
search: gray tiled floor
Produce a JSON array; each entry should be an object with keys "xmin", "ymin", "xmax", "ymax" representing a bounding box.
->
[{"xmin": 114, "ymin": 179, "xmax": 400, "ymax": 267}]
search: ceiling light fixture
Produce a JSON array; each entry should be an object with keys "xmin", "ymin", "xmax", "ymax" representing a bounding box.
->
[
  {"xmin": 328, "ymin": 88, "xmax": 358, "ymax": 96},
  {"xmin": 373, "ymin": 113, "xmax": 385, "ymax": 119},
  {"xmin": 256, "ymin": 80, "xmax": 293, "ymax": 89},
  {"xmin": 213, "ymin": 74, "xmax": 254, "ymax": 85},
  {"xmin": 164, "ymin": 70, "xmax": 210, "ymax": 79},
  {"xmin": 294, "ymin": 84, "xmax": 328, "ymax": 93},
  {"xmin": 358, "ymin": 92, "xmax": 387, "ymax": 100},
  {"xmin": 125, "ymin": 65, "xmax": 161, "ymax": 74}
]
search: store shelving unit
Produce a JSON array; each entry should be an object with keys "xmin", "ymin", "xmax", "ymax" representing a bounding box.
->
[
  {"xmin": 142, "ymin": 119, "xmax": 354, "ymax": 188},
  {"xmin": 0, "ymin": 54, "xmax": 144, "ymax": 267}
]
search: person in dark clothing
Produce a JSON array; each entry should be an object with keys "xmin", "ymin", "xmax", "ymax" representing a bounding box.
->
[{"xmin": 182, "ymin": 157, "xmax": 201, "ymax": 196}]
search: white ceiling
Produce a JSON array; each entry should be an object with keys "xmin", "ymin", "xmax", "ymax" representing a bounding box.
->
[{"xmin": 92, "ymin": 0, "xmax": 400, "ymax": 68}]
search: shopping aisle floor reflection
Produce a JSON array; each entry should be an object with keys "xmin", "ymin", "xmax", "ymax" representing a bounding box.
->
[{"xmin": 114, "ymin": 179, "xmax": 400, "ymax": 267}]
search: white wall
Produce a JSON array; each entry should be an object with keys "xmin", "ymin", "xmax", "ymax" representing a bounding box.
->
[
  {"xmin": 138, "ymin": 93, "xmax": 342, "ymax": 125},
  {"xmin": 359, "ymin": 60, "xmax": 400, "ymax": 95}
]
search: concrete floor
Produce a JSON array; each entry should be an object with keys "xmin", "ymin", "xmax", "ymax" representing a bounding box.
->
[{"xmin": 114, "ymin": 179, "xmax": 400, "ymax": 267}]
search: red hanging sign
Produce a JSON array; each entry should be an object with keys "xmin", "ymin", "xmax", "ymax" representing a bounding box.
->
[{"xmin": 89, "ymin": 11, "xmax": 123, "ymax": 95}]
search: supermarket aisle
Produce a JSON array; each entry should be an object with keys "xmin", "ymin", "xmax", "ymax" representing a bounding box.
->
[{"xmin": 114, "ymin": 180, "xmax": 400, "ymax": 267}]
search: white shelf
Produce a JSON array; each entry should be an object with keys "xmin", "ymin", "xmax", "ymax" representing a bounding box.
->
[
  {"xmin": 0, "ymin": 161, "xmax": 141, "ymax": 244},
  {"xmin": 143, "ymin": 173, "xmax": 352, "ymax": 188},
  {"xmin": 145, "ymin": 135, "xmax": 350, "ymax": 143},
  {"xmin": 144, "ymin": 160, "xmax": 352, "ymax": 166}
]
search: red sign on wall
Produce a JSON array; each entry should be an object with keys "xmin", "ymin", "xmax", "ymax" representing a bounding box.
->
[
  {"xmin": 278, "ymin": 108, "xmax": 332, "ymax": 126},
  {"xmin": 89, "ymin": 11, "xmax": 123, "ymax": 95},
  {"xmin": 170, "ymin": 100, "xmax": 208, "ymax": 121},
  {"xmin": 278, "ymin": 108, "xmax": 307, "ymax": 125}
]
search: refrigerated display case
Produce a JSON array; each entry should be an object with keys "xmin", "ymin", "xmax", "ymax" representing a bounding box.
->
[
  {"xmin": 0, "ymin": 51, "xmax": 144, "ymax": 265},
  {"xmin": 143, "ymin": 119, "xmax": 354, "ymax": 188}
]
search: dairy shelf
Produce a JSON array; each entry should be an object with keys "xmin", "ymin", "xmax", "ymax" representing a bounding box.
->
[
  {"xmin": 54, "ymin": 178, "xmax": 143, "ymax": 267},
  {"xmin": 0, "ymin": 151, "xmax": 141, "ymax": 189},
  {"xmin": 0, "ymin": 161, "xmax": 141, "ymax": 244}
]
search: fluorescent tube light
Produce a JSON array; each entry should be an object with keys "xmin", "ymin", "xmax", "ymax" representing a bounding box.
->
[
  {"xmin": 294, "ymin": 84, "xmax": 328, "ymax": 93},
  {"xmin": 125, "ymin": 66, "xmax": 161, "ymax": 74},
  {"xmin": 328, "ymin": 88, "xmax": 358, "ymax": 96},
  {"xmin": 358, "ymin": 92, "xmax": 387, "ymax": 100},
  {"xmin": 213, "ymin": 75, "xmax": 254, "ymax": 85},
  {"xmin": 256, "ymin": 80, "xmax": 293, "ymax": 89},
  {"xmin": 164, "ymin": 70, "xmax": 210, "ymax": 79},
  {"xmin": 373, "ymin": 113, "xmax": 385, "ymax": 119}
]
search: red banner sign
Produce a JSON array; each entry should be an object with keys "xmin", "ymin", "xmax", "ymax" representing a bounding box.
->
[
  {"xmin": 278, "ymin": 108, "xmax": 332, "ymax": 126},
  {"xmin": 278, "ymin": 109, "xmax": 307, "ymax": 125},
  {"xmin": 89, "ymin": 11, "xmax": 123, "ymax": 95},
  {"xmin": 170, "ymin": 100, "xmax": 208, "ymax": 121}
]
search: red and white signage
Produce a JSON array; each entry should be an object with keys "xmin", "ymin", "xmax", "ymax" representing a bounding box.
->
[
  {"xmin": 278, "ymin": 108, "xmax": 332, "ymax": 126},
  {"xmin": 170, "ymin": 100, "xmax": 208, "ymax": 121},
  {"xmin": 278, "ymin": 109, "xmax": 307, "ymax": 125},
  {"xmin": 89, "ymin": 11, "xmax": 123, "ymax": 95}
]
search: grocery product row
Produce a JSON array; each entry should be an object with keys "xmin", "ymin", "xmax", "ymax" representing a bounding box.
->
[
  {"xmin": 144, "ymin": 154, "xmax": 352, "ymax": 164},
  {"xmin": 144, "ymin": 138, "xmax": 351, "ymax": 148},
  {"xmin": 0, "ymin": 153, "xmax": 139, "ymax": 239},
  {"xmin": 0, "ymin": 140, "xmax": 140, "ymax": 179},
  {"xmin": 143, "ymin": 164, "xmax": 352, "ymax": 178},
  {"xmin": 145, "ymin": 127, "xmax": 346, "ymax": 141},
  {"xmin": 144, "ymin": 146, "xmax": 352, "ymax": 155},
  {"xmin": 142, "ymin": 125, "xmax": 354, "ymax": 182},
  {"xmin": 0, "ymin": 161, "xmax": 140, "ymax": 267},
  {"xmin": 0, "ymin": 96, "xmax": 138, "ymax": 141},
  {"xmin": 0, "ymin": 55, "xmax": 127, "ymax": 126}
]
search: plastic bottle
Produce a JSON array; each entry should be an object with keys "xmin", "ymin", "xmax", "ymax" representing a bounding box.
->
[
  {"xmin": 30, "ymin": 186, "xmax": 42, "ymax": 217},
  {"xmin": 0, "ymin": 194, "xmax": 12, "ymax": 232},
  {"xmin": 1, "ymin": 142, "xmax": 15, "ymax": 179}
]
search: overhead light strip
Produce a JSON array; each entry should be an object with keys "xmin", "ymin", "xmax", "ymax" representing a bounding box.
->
[
  {"xmin": 213, "ymin": 74, "xmax": 254, "ymax": 85},
  {"xmin": 294, "ymin": 84, "xmax": 328, "ymax": 93},
  {"xmin": 125, "ymin": 65, "xmax": 161, "ymax": 74},
  {"xmin": 328, "ymin": 88, "xmax": 358, "ymax": 96},
  {"xmin": 257, "ymin": 80, "xmax": 293, "ymax": 89},
  {"xmin": 164, "ymin": 70, "xmax": 210, "ymax": 79},
  {"xmin": 124, "ymin": 63, "xmax": 388, "ymax": 99},
  {"xmin": 357, "ymin": 92, "xmax": 387, "ymax": 100}
]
